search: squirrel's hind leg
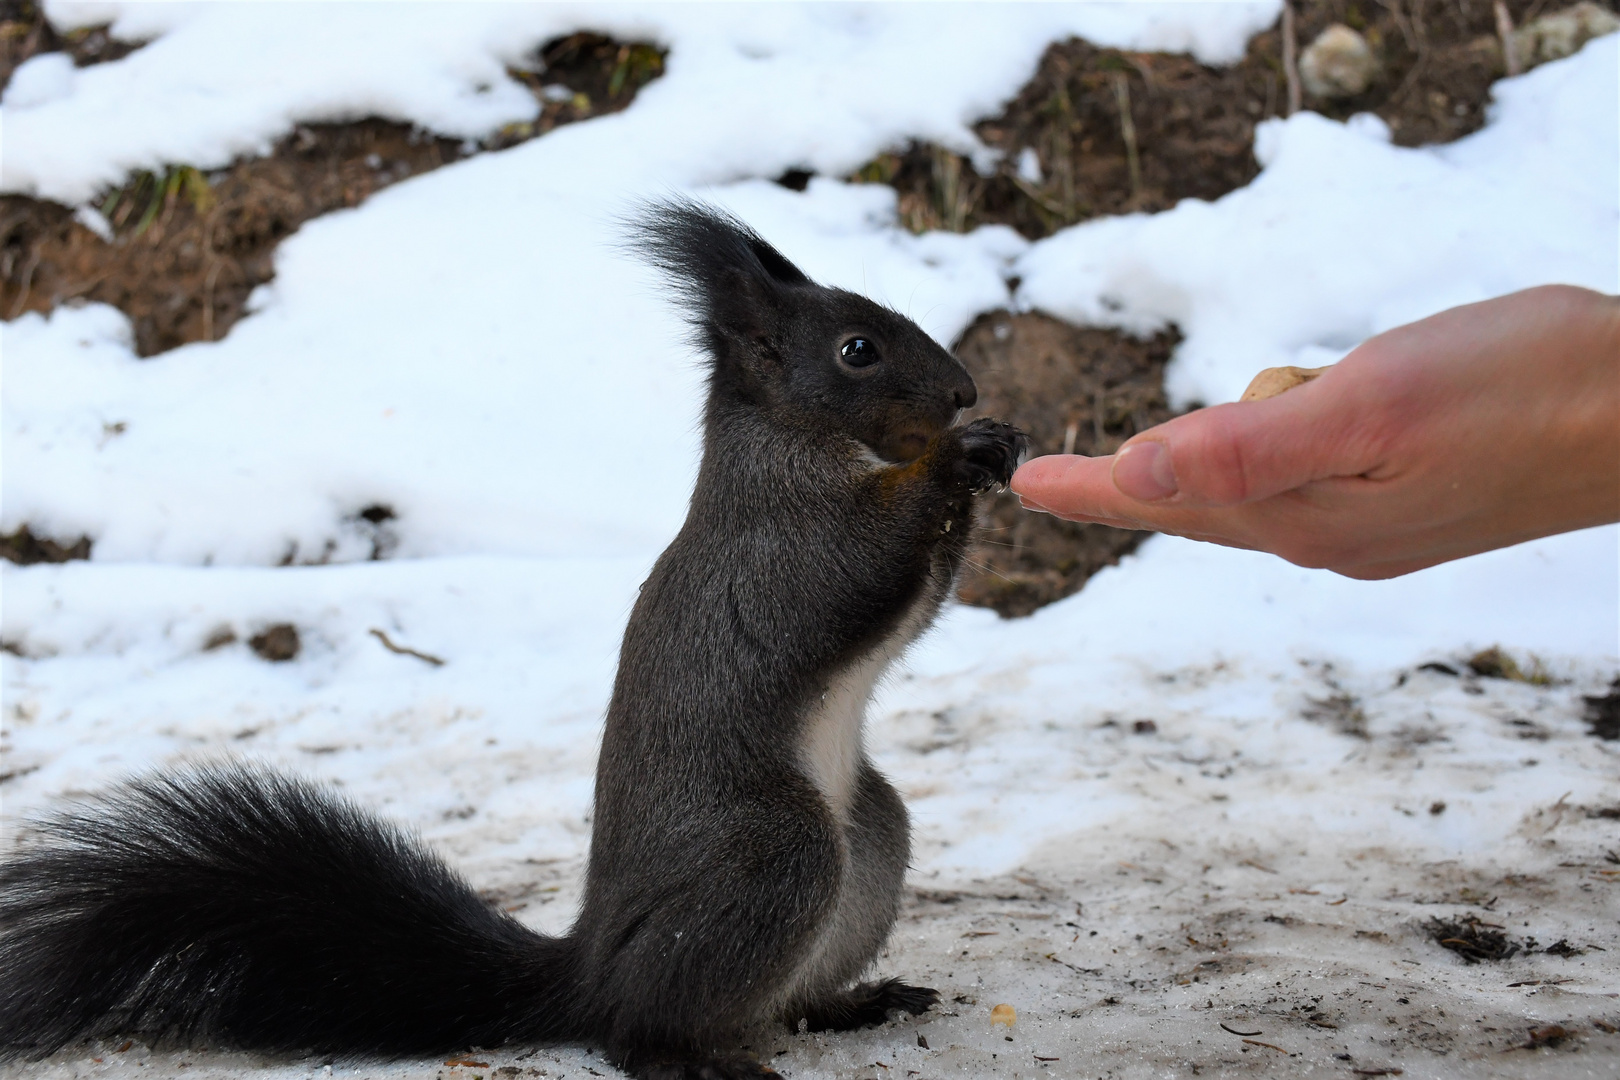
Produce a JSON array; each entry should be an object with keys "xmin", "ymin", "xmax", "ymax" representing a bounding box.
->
[
  {"xmin": 794, "ymin": 978, "xmax": 940, "ymax": 1032},
  {"xmin": 587, "ymin": 798, "xmax": 840, "ymax": 1073}
]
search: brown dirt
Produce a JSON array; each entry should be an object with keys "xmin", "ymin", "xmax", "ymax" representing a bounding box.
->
[
  {"xmin": 1, "ymin": 30, "xmax": 665, "ymax": 567},
  {"xmin": 853, "ymin": 0, "xmax": 1613, "ymax": 239},
  {"xmin": 0, "ymin": 32, "xmax": 666, "ymax": 357},
  {"xmin": 0, "ymin": 1, "xmax": 142, "ymax": 91},
  {"xmin": 1427, "ymin": 915, "xmax": 1522, "ymax": 962},
  {"xmin": 1, "ymin": 124, "xmax": 468, "ymax": 357},
  {"xmin": 953, "ymin": 312, "xmax": 1178, "ymax": 617},
  {"xmin": 0, "ymin": 525, "xmax": 90, "ymax": 565},
  {"xmin": 1583, "ymin": 678, "xmax": 1620, "ymax": 740}
]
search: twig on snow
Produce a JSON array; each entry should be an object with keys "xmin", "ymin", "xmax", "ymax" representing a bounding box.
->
[{"xmin": 369, "ymin": 627, "xmax": 445, "ymax": 667}]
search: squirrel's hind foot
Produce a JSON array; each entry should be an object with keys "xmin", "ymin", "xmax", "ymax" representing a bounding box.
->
[
  {"xmin": 795, "ymin": 978, "xmax": 940, "ymax": 1033},
  {"xmin": 632, "ymin": 1054, "xmax": 779, "ymax": 1080}
]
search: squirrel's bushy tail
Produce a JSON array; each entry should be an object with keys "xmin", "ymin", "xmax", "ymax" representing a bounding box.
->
[{"xmin": 0, "ymin": 764, "xmax": 580, "ymax": 1058}]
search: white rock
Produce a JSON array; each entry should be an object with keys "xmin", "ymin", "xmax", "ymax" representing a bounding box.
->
[
  {"xmin": 1300, "ymin": 24, "xmax": 1377, "ymax": 100},
  {"xmin": 1512, "ymin": 2, "xmax": 1620, "ymax": 70}
]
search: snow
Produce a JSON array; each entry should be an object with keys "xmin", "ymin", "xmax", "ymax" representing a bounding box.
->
[
  {"xmin": 4, "ymin": 2, "xmax": 1619, "ymax": 1078},
  {"xmin": 5, "ymin": 1, "xmax": 1281, "ymax": 204},
  {"xmin": 0, "ymin": 180, "xmax": 1025, "ymax": 563},
  {"xmin": 0, "ymin": 52, "xmax": 76, "ymax": 110}
]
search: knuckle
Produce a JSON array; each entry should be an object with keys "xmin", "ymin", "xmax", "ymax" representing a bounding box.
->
[{"xmin": 1182, "ymin": 409, "xmax": 1254, "ymax": 504}]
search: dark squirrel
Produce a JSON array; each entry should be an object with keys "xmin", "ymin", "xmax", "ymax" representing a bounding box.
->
[{"xmin": 0, "ymin": 202, "xmax": 1028, "ymax": 1079}]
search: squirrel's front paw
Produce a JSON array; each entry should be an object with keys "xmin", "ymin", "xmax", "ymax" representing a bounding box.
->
[{"xmin": 956, "ymin": 418, "xmax": 1028, "ymax": 494}]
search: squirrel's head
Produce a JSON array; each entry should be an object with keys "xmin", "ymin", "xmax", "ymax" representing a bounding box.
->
[{"xmin": 633, "ymin": 200, "xmax": 977, "ymax": 462}]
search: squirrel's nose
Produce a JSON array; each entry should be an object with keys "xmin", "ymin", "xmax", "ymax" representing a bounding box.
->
[{"xmin": 954, "ymin": 381, "xmax": 978, "ymax": 410}]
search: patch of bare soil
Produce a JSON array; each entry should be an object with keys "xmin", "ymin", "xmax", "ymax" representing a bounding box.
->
[
  {"xmin": 953, "ymin": 312, "xmax": 1178, "ymax": 617},
  {"xmin": 0, "ymin": 525, "xmax": 90, "ymax": 565},
  {"xmin": 0, "ymin": 32, "xmax": 664, "ymax": 566},
  {"xmin": 0, "ymin": 32, "xmax": 665, "ymax": 359},
  {"xmin": 1428, "ymin": 914, "xmax": 1523, "ymax": 962},
  {"xmin": 0, "ymin": 124, "xmax": 470, "ymax": 356},
  {"xmin": 1583, "ymin": 678, "xmax": 1620, "ymax": 739},
  {"xmin": 853, "ymin": 1, "xmax": 1613, "ymax": 239},
  {"xmin": 0, "ymin": 1, "xmax": 142, "ymax": 91}
]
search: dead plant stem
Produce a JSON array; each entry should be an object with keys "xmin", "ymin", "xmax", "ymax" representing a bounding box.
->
[
  {"xmin": 1494, "ymin": 0, "xmax": 1521, "ymax": 75},
  {"xmin": 203, "ymin": 260, "xmax": 221, "ymax": 342},
  {"xmin": 8, "ymin": 249, "xmax": 39, "ymax": 319},
  {"xmin": 1282, "ymin": 0, "xmax": 1302, "ymax": 116},
  {"xmin": 1112, "ymin": 73, "xmax": 1142, "ymax": 201}
]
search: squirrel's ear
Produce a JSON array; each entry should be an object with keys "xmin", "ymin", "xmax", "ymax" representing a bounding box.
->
[{"xmin": 629, "ymin": 199, "xmax": 809, "ymax": 347}]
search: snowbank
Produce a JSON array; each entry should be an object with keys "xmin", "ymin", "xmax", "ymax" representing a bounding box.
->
[
  {"xmin": 5, "ymin": 23, "xmax": 1614, "ymax": 570},
  {"xmin": 0, "ymin": 180, "xmax": 1023, "ymax": 563},
  {"xmin": 6, "ymin": 2, "xmax": 1281, "ymax": 204}
]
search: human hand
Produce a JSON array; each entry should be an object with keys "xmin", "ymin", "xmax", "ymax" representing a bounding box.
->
[{"xmin": 1009, "ymin": 285, "xmax": 1620, "ymax": 580}]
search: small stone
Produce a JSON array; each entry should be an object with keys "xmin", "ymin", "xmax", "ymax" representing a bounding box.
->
[
  {"xmin": 1512, "ymin": 2, "xmax": 1620, "ymax": 70},
  {"xmin": 249, "ymin": 624, "xmax": 300, "ymax": 662},
  {"xmin": 1300, "ymin": 25, "xmax": 1377, "ymax": 100}
]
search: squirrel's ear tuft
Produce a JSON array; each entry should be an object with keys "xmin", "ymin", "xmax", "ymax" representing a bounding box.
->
[{"xmin": 627, "ymin": 199, "xmax": 810, "ymax": 347}]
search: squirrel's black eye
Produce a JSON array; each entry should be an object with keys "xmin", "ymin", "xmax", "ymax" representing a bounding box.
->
[{"xmin": 840, "ymin": 337, "xmax": 879, "ymax": 368}]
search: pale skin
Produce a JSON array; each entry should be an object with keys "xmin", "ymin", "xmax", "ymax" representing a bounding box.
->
[{"xmin": 1010, "ymin": 285, "xmax": 1620, "ymax": 580}]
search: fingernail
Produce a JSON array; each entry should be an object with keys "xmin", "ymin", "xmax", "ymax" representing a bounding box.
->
[
  {"xmin": 1113, "ymin": 441, "xmax": 1177, "ymax": 501},
  {"xmin": 1018, "ymin": 497, "xmax": 1051, "ymax": 515}
]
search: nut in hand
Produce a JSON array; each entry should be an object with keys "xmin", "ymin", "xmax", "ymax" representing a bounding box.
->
[{"xmin": 1240, "ymin": 365, "xmax": 1330, "ymax": 403}]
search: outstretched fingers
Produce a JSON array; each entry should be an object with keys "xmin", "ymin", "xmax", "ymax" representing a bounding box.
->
[{"xmin": 1011, "ymin": 368, "xmax": 1384, "ymax": 534}]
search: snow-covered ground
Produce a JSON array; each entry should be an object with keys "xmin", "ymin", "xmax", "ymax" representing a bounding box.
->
[{"xmin": 3, "ymin": 3, "xmax": 1618, "ymax": 1078}]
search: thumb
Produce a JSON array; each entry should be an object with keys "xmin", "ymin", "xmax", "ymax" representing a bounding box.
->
[{"xmin": 1113, "ymin": 379, "xmax": 1364, "ymax": 508}]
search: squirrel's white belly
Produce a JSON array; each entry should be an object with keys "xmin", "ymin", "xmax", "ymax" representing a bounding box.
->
[
  {"xmin": 800, "ymin": 653, "xmax": 886, "ymax": 820},
  {"xmin": 781, "ymin": 584, "xmax": 947, "ymax": 1012},
  {"xmin": 798, "ymin": 592, "xmax": 936, "ymax": 821}
]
